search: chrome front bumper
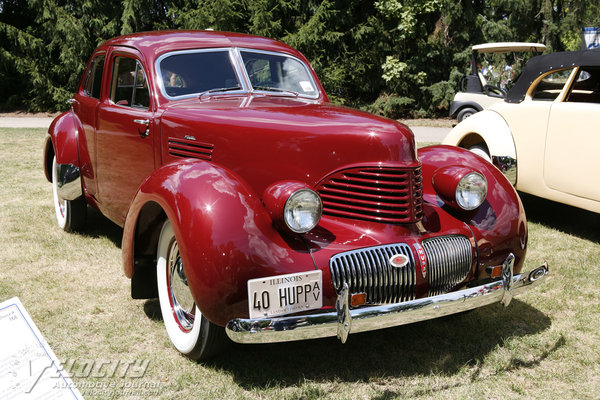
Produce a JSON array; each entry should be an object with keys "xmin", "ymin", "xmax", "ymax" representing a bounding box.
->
[{"xmin": 225, "ymin": 255, "xmax": 549, "ymax": 344}]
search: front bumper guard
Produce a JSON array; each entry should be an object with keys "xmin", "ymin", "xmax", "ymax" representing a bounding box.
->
[{"xmin": 225, "ymin": 254, "xmax": 549, "ymax": 344}]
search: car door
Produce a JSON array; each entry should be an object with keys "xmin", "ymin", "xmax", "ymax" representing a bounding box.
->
[
  {"xmin": 95, "ymin": 49, "xmax": 155, "ymax": 224},
  {"xmin": 544, "ymin": 66, "xmax": 600, "ymax": 202},
  {"xmin": 72, "ymin": 51, "xmax": 106, "ymax": 198}
]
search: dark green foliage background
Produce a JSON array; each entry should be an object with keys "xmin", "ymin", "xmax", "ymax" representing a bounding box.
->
[{"xmin": 1, "ymin": 0, "xmax": 599, "ymax": 116}]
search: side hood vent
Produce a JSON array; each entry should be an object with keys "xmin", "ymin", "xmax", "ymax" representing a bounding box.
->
[{"xmin": 168, "ymin": 137, "xmax": 214, "ymax": 161}]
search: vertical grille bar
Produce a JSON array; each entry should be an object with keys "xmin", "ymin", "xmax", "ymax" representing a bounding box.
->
[
  {"xmin": 329, "ymin": 243, "xmax": 416, "ymax": 304},
  {"xmin": 329, "ymin": 236, "xmax": 472, "ymax": 305},
  {"xmin": 423, "ymin": 235, "xmax": 472, "ymax": 296}
]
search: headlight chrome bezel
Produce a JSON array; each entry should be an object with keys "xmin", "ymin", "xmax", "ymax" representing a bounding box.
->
[
  {"xmin": 263, "ymin": 181, "xmax": 323, "ymax": 234},
  {"xmin": 283, "ymin": 188, "xmax": 323, "ymax": 233},
  {"xmin": 455, "ymin": 172, "xmax": 488, "ymax": 210},
  {"xmin": 432, "ymin": 166, "xmax": 488, "ymax": 211}
]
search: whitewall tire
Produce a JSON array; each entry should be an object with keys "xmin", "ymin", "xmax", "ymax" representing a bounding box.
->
[
  {"xmin": 156, "ymin": 219, "xmax": 227, "ymax": 360},
  {"xmin": 468, "ymin": 145, "xmax": 492, "ymax": 163},
  {"xmin": 51, "ymin": 156, "xmax": 86, "ymax": 232}
]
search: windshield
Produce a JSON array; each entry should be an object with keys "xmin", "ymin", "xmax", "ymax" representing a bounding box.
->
[
  {"xmin": 156, "ymin": 48, "xmax": 320, "ymax": 100},
  {"xmin": 240, "ymin": 50, "xmax": 319, "ymax": 98},
  {"xmin": 478, "ymin": 51, "xmax": 539, "ymax": 91},
  {"xmin": 157, "ymin": 50, "xmax": 241, "ymax": 99}
]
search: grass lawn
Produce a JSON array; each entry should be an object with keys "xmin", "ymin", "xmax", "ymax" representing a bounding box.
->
[{"xmin": 1, "ymin": 128, "xmax": 599, "ymax": 399}]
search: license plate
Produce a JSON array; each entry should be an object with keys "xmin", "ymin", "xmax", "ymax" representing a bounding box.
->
[{"xmin": 247, "ymin": 270, "xmax": 323, "ymax": 319}]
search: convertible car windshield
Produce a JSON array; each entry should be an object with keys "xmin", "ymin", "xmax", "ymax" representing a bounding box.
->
[{"xmin": 157, "ymin": 49, "xmax": 319, "ymax": 99}]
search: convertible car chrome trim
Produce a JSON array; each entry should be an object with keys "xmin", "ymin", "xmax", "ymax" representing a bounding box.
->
[
  {"xmin": 55, "ymin": 162, "xmax": 83, "ymax": 200},
  {"xmin": 225, "ymin": 255, "xmax": 548, "ymax": 344},
  {"xmin": 491, "ymin": 155, "xmax": 517, "ymax": 185}
]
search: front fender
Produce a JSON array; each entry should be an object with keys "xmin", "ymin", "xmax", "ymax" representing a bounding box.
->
[
  {"xmin": 122, "ymin": 159, "xmax": 314, "ymax": 326},
  {"xmin": 442, "ymin": 110, "xmax": 517, "ymax": 184},
  {"xmin": 419, "ymin": 145, "xmax": 527, "ymax": 277}
]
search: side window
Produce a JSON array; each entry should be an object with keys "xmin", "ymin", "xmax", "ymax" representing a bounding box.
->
[
  {"xmin": 566, "ymin": 67, "xmax": 600, "ymax": 103},
  {"xmin": 531, "ymin": 68, "xmax": 574, "ymax": 101},
  {"xmin": 83, "ymin": 55, "xmax": 105, "ymax": 99},
  {"xmin": 110, "ymin": 56, "xmax": 150, "ymax": 109}
]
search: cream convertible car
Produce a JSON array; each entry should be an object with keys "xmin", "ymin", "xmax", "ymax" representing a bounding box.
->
[{"xmin": 443, "ymin": 49, "xmax": 600, "ymax": 214}]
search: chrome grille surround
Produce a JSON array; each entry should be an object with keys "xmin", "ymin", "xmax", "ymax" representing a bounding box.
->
[
  {"xmin": 329, "ymin": 243, "xmax": 416, "ymax": 304},
  {"xmin": 316, "ymin": 166, "xmax": 424, "ymax": 224},
  {"xmin": 422, "ymin": 235, "xmax": 473, "ymax": 296}
]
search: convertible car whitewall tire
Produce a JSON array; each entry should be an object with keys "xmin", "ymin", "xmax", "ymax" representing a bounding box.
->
[{"xmin": 468, "ymin": 145, "xmax": 492, "ymax": 162}]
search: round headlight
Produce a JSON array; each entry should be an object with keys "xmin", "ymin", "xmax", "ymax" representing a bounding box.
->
[
  {"xmin": 456, "ymin": 172, "xmax": 487, "ymax": 210},
  {"xmin": 284, "ymin": 189, "xmax": 322, "ymax": 233}
]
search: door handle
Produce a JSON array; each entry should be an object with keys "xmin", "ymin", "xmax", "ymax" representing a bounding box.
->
[
  {"xmin": 133, "ymin": 119, "xmax": 150, "ymax": 138},
  {"xmin": 67, "ymin": 98, "xmax": 79, "ymax": 106}
]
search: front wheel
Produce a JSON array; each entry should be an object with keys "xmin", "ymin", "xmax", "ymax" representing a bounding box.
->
[
  {"xmin": 156, "ymin": 219, "xmax": 228, "ymax": 360},
  {"xmin": 457, "ymin": 107, "xmax": 477, "ymax": 122},
  {"xmin": 51, "ymin": 156, "xmax": 86, "ymax": 232},
  {"xmin": 468, "ymin": 144, "xmax": 492, "ymax": 163}
]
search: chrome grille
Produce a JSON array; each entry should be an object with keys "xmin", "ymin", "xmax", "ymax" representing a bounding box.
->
[
  {"xmin": 329, "ymin": 243, "xmax": 416, "ymax": 304},
  {"xmin": 423, "ymin": 235, "xmax": 472, "ymax": 296},
  {"xmin": 316, "ymin": 166, "xmax": 423, "ymax": 224},
  {"xmin": 168, "ymin": 137, "xmax": 214, "ymax": 161}
]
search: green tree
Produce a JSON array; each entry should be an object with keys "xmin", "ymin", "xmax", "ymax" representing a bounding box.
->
[
  {"xmin": 1, "ymin": 0, "xmax": 599, "ymax": 114},
  {"xmin": 0, "ymin": 0, "xmax": 121, "ymax": 111}
]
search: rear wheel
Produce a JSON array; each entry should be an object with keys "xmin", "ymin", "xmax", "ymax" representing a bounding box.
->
[
  {"xmin": 156, "ymin": 219, "xmax": 227, "ymax": 360},
  {"xmin": 51, "ymin": 156, "xmax": 86, "ymax": 232}
]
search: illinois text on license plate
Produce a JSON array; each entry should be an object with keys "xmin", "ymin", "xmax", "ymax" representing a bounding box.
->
[{"xmin": 247, "ymin": 270, "xmax": 322, "ymax": 319}]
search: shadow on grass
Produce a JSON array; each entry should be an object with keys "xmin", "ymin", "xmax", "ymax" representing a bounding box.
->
[
  {"xmin": 520, "ymin": 192, "xmax": 600, "ymax": 243},
  {"xmin": 207, "ymin": 299, "xmax": 553, "ymax": 389},
  {"xmin": 77, "ymin": 194, "xmax": 558, "ymax": 388},
  {"xmin": 79, "ymin": 207, "xmax": 123, "ymax": 247}
]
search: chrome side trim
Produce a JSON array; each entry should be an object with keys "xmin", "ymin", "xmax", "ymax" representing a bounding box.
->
[
  {"xmin": 225, "ymin": 258, "xmax": 549, "ymax": 344},
  {"xmin": 491, "ymin": 155, "xmax": 517, "ymax": 185},
  {"xmin": 55, "ymin": 163, "xmax": 82, "ymax": 201}
]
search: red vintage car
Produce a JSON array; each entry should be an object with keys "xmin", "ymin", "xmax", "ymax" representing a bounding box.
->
[{"xmin": 44, "ymin": 30, "xmax": 548, "ymax": 360}]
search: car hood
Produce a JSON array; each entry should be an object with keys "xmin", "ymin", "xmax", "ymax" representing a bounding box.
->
[{"xmin": 159, "ymin": 95, "xmax": 418, "ymax": 194}]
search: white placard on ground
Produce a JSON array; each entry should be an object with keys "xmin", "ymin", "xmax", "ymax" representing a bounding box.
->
[{"xmin": 0, "ymin": 297, "xmax": 83, "ymax": 399}]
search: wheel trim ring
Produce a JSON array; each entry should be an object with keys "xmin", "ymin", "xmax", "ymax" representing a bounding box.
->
[{"xmin": 166, "ymin": 237, "xmax": 196, "ymax": 332}]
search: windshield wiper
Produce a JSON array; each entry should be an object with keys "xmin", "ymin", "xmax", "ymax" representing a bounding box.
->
[
  {"xmin": 198, "ymin": 86, "xmax": 242, "ymax": 98},
  {"xmin": 252, "ymin": 86, "xmax": 300, "ymax": 97}
]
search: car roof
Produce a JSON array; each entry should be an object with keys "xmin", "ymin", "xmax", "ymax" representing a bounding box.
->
[
  {"xmin": 471, "ymin": 42, "xmax": 546, "ymax": 53},
  {"xmin": 101, "ymin": 30, "xmax": 301, "ymax": 61},
  {"xmin": 506, "ymin": 49, "xmax": 600, "ymax": 103}
]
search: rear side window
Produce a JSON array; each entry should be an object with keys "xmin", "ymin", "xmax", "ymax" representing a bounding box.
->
[
  {"xmin": 531, "ymin": 68, "xmax": 574, "ymax": 101},
  {"xmin": 566, "ymin": 67, "xmax": 600, "ymax": 103},
  {"xmin": 83, "ymin": 55, "xmax": 105, "ymax": 99},
  {"xmin": 110, "ymin": 56, "xmax": 150, "ymax": 109}
]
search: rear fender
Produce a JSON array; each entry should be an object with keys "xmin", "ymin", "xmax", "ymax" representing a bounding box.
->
[
  {"xmin": 44, "ymin": 111, "xmax": 84, "ymax": 199},
  {"xmin": 46, "ymin": 111, "xmax": 81, "ymax": 167},
  {"xmin": 442, "ymin": 110, "xmax": 517, "ymax": 184},
  {"xmin": 122, "ymin": 159, "xmax": 313, "ymax": 326},
  {"xmin": 419, "ymin": 145, "xmax": 527, "ymax": 277}
]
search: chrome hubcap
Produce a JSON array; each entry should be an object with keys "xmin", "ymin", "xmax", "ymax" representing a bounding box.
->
[{"xmin": 167, "ymin": 238, "xmax": 195, "ymax": 331}]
